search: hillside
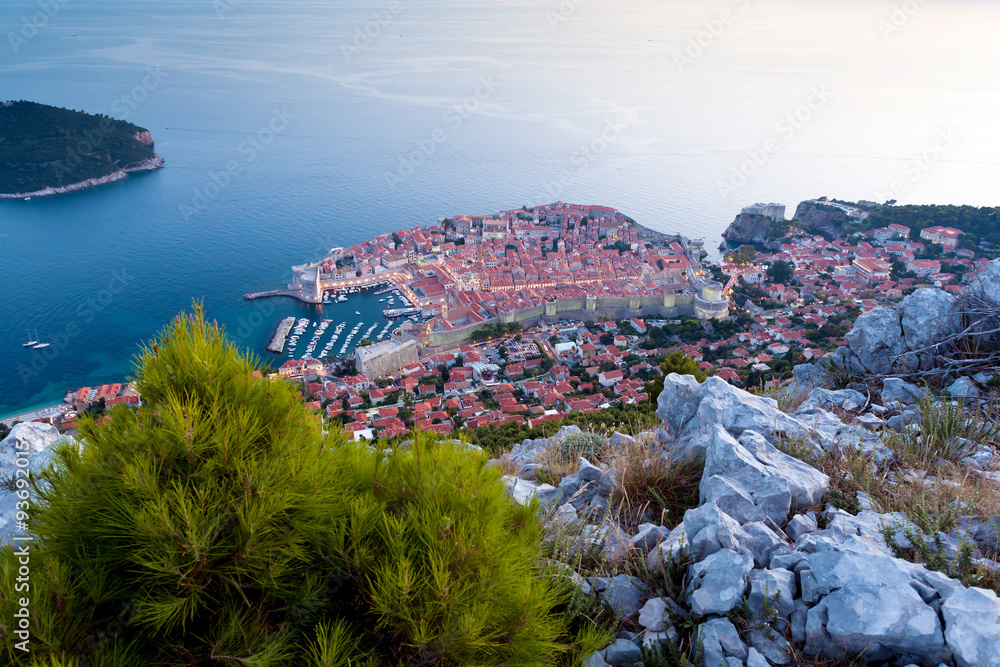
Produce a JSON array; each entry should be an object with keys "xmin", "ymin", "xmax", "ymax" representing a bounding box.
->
[
  {"xmin": 0, "ymin": 101, "xmax": 162, "ymax": 197},
  {"xmin": 864, "ymin": 204, "xmax": 1000, "ymax": 247}
]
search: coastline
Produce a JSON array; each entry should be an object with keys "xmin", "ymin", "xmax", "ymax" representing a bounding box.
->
[{"xmin": 0, "ymin": 155, "xmax": 164, "ymax": 200}]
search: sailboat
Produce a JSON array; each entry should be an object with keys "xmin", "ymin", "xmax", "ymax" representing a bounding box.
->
[
  {"xmin": 22, "ymin": 329, "xmax": 37, "ymax": 347},
  {"xmin": 32, "ymin": 330, "xmax": 50, "ymax": 349}
]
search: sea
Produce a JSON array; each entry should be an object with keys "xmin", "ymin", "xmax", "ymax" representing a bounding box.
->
[{"xmin": 2, "ymin": 0, "xmax": 999, "ymax": 418}]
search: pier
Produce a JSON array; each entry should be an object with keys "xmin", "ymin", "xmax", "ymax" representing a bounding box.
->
[{"xmin": 244, "ymin": 288, "xmax": 299, "ymax": 300}]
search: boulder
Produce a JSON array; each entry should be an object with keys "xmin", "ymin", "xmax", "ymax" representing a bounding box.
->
[
  {"xmin": 697, "ymin": 617, "xmax": 748, "ymax": 667},
  {"xmin": 941, "ymin": 586, "xmax": 1000, "ymax": 667},
  {"xmin": 746, "ymin": 647, "xmax": 771, "ymax": 667},
  {"xmin": 962, "ymin": 258, "xmax": 1000, "ymax": 341},
  {"xmin": 686, "ymin": 547, "xmax": 754, "ymax": 615},
  {"xmin": 801, "ymin": 551, "xmax": 946, "ymax": 663},
  {"xmin": 881, "ymin": 378, "xmax": 928, "ymax": 406},
  {"xmin": 601, "ymin": 574, "xmax": 648, "ymax": 620},
  {"xmin": 683, "ymin": 502, "xmax": 750, "ymax": 561},
  {"xmin": 800, "ymin": 387, "xmax": 866, "ymax": 412},
  {"xmin": 656, "ymin": 375, "xmax": 818, "ymax": 453},
  {"xmin": 898, "ymin": 288, "xmax": 961, "ymax": 368},
  {"xmin": 947, "ymin": 376, "xmax": 980, "ymax": 403},
  {"xmin": 645, "ymin": 523, "xmax": 689, "ymax": 575},
  {"xmin": 741, "ymin": 521, "xmax": 786, "ymax": 568},
  {"xmin": 638, "ymin": 596, "xmax": 667, "ymax": 632},
  {"xmin": 747, "ymin": 568, "xmax": 796, "ymax": 621},
  {"xmin": 501, "ymin": 476, "xmax": 558, "ymax": 506},
  {"xmin": 845, "ymin": 307, "xmax": 907, "ymax": 375},
  {"xmin": 630, "ymin": 523, "xmax": 668, "ymax": 554},
  {"xmin": 786, "ymin": 512, "xmax": 818, "ymax": 542},
  {"xmin": 602, "ymin": 638, "xmax": 641, "ymax": 666},
  {"xmin": 790, "ymin": 361, "xmax": 833, "ymax": 399},
  {"xmin": 699, "ymin": 427, "xmax": 828, "ymax": 525}
]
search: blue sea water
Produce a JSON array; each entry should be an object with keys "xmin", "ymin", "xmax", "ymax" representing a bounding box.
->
[{"xmin": 2, "ymin": 0, "xmax": 999, "ymax": 417}]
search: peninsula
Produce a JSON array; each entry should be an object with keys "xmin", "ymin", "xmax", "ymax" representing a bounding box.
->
[
  {"xmin": 247, "ymin": 202, "xmax": 730, "ymax": 351},
  {"xmin": 0, "ymin": 101, "xmax": 163, "ymax": 199}
]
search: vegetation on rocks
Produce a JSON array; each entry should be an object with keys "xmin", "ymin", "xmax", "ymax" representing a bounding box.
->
[{"xmin": 0, "ymin": 306, "xmax": 597, "ymax": 666}]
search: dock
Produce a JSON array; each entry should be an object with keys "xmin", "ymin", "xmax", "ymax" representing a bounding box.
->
[
  {"xmin": 266, "ymin": 317, "xmax": 295, "ymax": 353},
  {"xmin": 383, "ymin": 307, "xmax": 420, "ymax": 318},
  {"xmin": 244, "ymin": 288, "xmax": 298, "ymax": 300}
]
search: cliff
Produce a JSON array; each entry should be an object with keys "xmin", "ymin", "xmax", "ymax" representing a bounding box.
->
[
  {"xmin": 722, "ymin": 212, "xmax": 783, "ymax": 249},
  {"xmin": 0, "ymin": 100, "xmax": 163, "ymax": 198},
  {"xmin": 793, "ymin": 199, "xmax": 850, "ymax": 236}
]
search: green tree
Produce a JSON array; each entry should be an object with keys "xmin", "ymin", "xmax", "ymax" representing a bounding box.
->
[
  {"xmin": 767, "ymin": 259, "xmax": 794, "ymax": 285},
  {"xmin": 0, "ymin": 306, "xmax": 589, "ymax": 665},
  {"xmin": 643, "ymin": 350, "xmax": 708, "ymax": 404}
]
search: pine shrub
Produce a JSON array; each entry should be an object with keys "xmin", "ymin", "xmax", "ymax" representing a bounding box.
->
[{"xmin": 0, "ymin": 306, "xmax": 580, "ymax": 666}]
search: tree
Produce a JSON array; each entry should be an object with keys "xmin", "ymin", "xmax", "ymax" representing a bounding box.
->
[
  {"xmin": 0, "ymin": 305, "xmax": 590, "ymax": 664},
  {"xmin": 767, "ymin": 259, "xmax": 794, "ymax": 285},
  {"xmin": 356, "ymin": 338, "xmax": 373, "ymax": 348},
  {"xmin": 643, "ymin": 350, "xmax": 707, "ymax": 403},
  {"xmin": 727, "ymin": 245, "xmax": 757, "ymax": 266}
]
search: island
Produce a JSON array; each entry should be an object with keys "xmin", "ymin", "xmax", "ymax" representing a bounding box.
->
[{"xmin": 0, "ymin": 100, "xmax": 163, "ymax": 199}]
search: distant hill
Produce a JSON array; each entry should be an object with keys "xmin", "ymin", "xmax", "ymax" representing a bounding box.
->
[
  {"xmin": 864, "ymin": 204, "xmax": 1000, "ymax": 247},
  {"xmin": 0, "ymin": 101, "xmax": 162, "ymax": 197}
]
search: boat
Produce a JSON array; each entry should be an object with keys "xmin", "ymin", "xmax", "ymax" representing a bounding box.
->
[
  {"xmin": 355, "ymin": 310, "xmax": 361, "ymax": 315},
  {"xmin": 22, "ymin": 329, "xmax": 37, "ymax": 347},
  {"xmin": 32, "ymin": 341, "xmax": 50, "ymax": 349}
]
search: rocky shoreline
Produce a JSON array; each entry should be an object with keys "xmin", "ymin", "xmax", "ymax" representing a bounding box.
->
[{"xmin": 0, "ymin": 154, "xmax": 164, "ymax": 200}]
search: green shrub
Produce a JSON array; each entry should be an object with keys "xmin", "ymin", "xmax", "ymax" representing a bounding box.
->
[
  {"xmin": 557, "ymin": 432, "xmax": 607, "ymax": 463},
  {"xmin": 0, "ymin": 306, "xmax": 580, "ymax": 666}
]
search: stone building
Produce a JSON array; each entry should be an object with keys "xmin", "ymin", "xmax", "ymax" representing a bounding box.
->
[{"xmin": 355, "ymin": 339, "xmax": 419, "ymax": 380}]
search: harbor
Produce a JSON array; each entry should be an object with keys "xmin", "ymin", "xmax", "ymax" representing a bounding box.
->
[{"xmin": 259, "ymin": 281, "xmax": 426, "ymax": 362}]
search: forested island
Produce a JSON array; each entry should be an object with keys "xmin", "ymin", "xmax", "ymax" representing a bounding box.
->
[{"xmin": 0, "ymin": 101, "xmax": 163, "ymax": 198}]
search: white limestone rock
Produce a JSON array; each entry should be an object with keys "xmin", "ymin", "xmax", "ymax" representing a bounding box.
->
[
  {"xmin": 686, "ymin": 547, "xmax": 754, "ymax": 615},
  {"xmin": 941, "ymin": 586, "xmax": 1000, "ymax": 667},
  {"xmin": 845, "ymin": 307, "xmax": 908, "ymax": 375}
]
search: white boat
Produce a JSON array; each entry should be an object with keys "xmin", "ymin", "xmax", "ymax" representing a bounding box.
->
[
  {"xmin": 32, "ymin": 342, "xmax": 50, "ymax": 349},
  {"xmin": 355, "ymin": 310, "xmax": 361, "ymax": 315},
  {"xmin": 22, "ymin": 329, "xmax": 37, "ymax": 348}
]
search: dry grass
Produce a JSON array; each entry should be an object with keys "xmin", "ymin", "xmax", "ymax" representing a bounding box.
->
[
  {"xmin": 495, "ymin": 453, "xmax": 522, "ymax": 476},
  {"xmin": 608, "ymin": 435, "xmax": 704, "ymax": 534}
]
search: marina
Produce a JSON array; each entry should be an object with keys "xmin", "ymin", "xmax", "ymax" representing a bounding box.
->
[{"xmin": 259, "ymin": 280, "xmax": 424, "ymax": 363}]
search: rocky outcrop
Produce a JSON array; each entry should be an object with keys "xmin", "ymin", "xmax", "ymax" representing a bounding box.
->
[
  {"xmin": 793, "ymin": 200, "xmax": 849, "ymax": 236},
  {"xmin": 835, "ymin": 262, "xmax": 1000, "ymax": 378},
  {"xmin": 722, "ymin": 213, "xmax": 780, "ymax": 249},
  {"xmin": 521, "ymin": 365, "xmax": 1000, "ymax": 666}
]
